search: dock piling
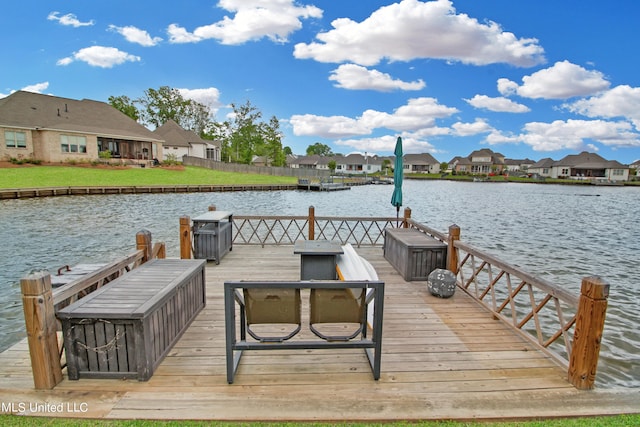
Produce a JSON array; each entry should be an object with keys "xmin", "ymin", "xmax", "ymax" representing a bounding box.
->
[
  {"xmin": 568, "ymin": 276, "xmax": 610, "ymax": 390},
  {"xmin": 20, "ymin": 272, "xmax": 63, "ymax": 390}
]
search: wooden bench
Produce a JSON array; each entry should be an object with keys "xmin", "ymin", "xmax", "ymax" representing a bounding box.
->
[
  {"xmin": 58, "ymin": 259, "xmax": 206, "ymax": 381},
  {"xmin": 224, "ymin": 278, "xmax": 384, "ymax": 384}
]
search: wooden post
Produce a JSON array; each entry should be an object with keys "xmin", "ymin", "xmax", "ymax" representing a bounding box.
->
[
  {"xmin": 447, "ymin": 224, "xmax": 461, "ymax": 274},
  {"xmin": 136, "ymin": 229, "xmax": 152, "ymax": 263},
  {"xmin": 403, "ymin": 207, "xmax": 411, "ymax": 228},
  {"xmin": 180, "ymin": 216, "xmax": 192, "ymax": 259},
  {"xmin": 20, "ymin": 272, "xmax": 63, "ymax": 389},
  {"xmin": 568, "ymin": 276, "xmax": 610, "ymax": 390},
  {"xmin": 308, "ymin": 206, "xmax": 315, "ymax": 240},
  {"xmin": 208, "ymin": 205, "xmax": 216, "ymax": 211}
]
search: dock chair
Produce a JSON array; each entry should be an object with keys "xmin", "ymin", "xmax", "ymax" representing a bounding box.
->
[
  {"xmin": 243, "ymin": 288, "xmax": 301, "ymax": 342},
  {"xmin": 309, "ymin": 244, "xmax": 376, "ymax": 341}
]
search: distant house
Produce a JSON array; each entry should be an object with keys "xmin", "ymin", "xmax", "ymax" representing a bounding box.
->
[
  {"xmin": 153, "ymin": 119, "xmax": 220, "ymax": 162},
  {"xmin": 403, "ymin": 153, "xmax": 441, "ymax": 173},
  {"xmin": 288, "ymin": 154, "xmax": 331, "ymax": 170},
  {"xmin": 449, "ymin": 148, "xmax": 505, "ymax": 174},
  {"xmin": 337, "ymin": 153, "xmax": 382, "ymax": 175},
  {"xmin": 503, "ymin": 158, "xmax": 534, "ymax": 173},
  {"xmin": 528, "ymin": 158, "xmax": 555, "ymax": 177},
  {"xmin": 550, "ymin": 151, "xmax": 629, "ymax": 182},
  {"xmin": 0, "ymin": 91, "xmax": 163, "ymax": 165}
]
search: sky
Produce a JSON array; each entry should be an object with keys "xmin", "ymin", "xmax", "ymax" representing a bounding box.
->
[{"xmin": 2, "ymin": 0, "xmax": 640, "ymax": 164}]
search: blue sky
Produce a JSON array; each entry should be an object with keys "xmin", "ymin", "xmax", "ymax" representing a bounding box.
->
[{"xmin": 2, "ymin": 0, "xmax": 640, "ymax": 164}]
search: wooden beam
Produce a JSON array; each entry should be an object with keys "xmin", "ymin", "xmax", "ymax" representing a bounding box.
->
[
  {"xmin": 567, "ymin": 276, "xmax": 609, "ymax": 390},
  {"xmin": 180, "ymin": 216, "xmax": 191, "ymax": 259},
  {"xmin": 447, "ymin": 224, "xmax": 460, "ymax": 274},
  {"xmin": 20, "ymin": 272, "xmax": 63, "ymax": 389}
]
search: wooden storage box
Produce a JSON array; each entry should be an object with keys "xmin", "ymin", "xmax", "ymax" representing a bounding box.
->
[
  {"xmin": 384, "ymin": 228, "xmax": 447, "ymax": 281},
  {"xmin": 192, "ymin": 211, "xmax": 233, "ymax": 264},
  {"xmin": 58, "ymin": 259, "xmax": 206, "ymax": 381}
]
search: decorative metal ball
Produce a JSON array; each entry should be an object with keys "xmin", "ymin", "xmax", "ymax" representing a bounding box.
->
[{"xmin": 427, "ymin": 268, "xmax": 456, "ymax": 298}]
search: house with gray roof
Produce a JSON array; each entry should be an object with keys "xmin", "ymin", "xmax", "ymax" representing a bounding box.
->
[
  {"xmin": 551, "ymin": 151, "xmax": 629, "ymax": 182},
  {"xmin": 403, "ymin": 153, "xmax": 440, "ymax": 173},
  {"xmin": 528, "ymin": 158, "xmax": 555, "ymax": 177},
  {"xmin": 153, "ymin": 119, "xmax": 220, "ymax": 162},
  {"xmin": 0, "ymin": 91, "xmax": 164, "ymax": 165},
  {"xmin": 449, "ymin": 148, "xmax": 505, "ymax": 174}
]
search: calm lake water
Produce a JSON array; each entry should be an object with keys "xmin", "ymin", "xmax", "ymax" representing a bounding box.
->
[{"xmin": 1, "ymin": 180, "xmax": 638, "ymax": 388}]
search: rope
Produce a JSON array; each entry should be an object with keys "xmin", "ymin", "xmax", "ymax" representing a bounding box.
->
[{"xmin": 72, "ymin": 319, "xmax": 124, "ymax": 354}]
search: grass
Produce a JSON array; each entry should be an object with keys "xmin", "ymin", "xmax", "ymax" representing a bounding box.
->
[
  {"xmin": 1, "ymin": 415, "xmax": 640, "ymax": 426},
  {"xmin": 0, "ymin": 164, "xmax": 297, "ymax": 189}
]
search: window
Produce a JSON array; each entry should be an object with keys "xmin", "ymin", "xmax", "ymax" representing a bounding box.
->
[
  {"xmin": 5, "ymin": 131, "xmax": 26, "ymax": 148},
  {"xmin": 612, "ymin": 169, "xmax": 625, "ymax": 176},
  {"xmin": 61, "ymin": 135, "xmax": 87, "ymax": 153}
]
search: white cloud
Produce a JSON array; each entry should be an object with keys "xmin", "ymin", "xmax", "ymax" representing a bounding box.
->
[
  {"xmin": 465, "ymin": 95, "xmax": 530, "ymax": 113},
  {"xmin": 329, "ymin": 64, "xmax": 425, "ymax": 91},
  {"xmin": 47, "ymin": 12, "xmax": 94, "ymax": 27},
  {"xmin": 290, "ymin": 97, "xmax": 458, "ymax": 138},
  {"xmin": 360, "ymin": 97, "xmax": 458, "ymax": 131},
  {"xmin": 564, "ymin": 85, "xmax": 640, "ymax": 130},
  {"xmin": 289, "ymin": 114, "xmax": 370, "ymax": 138},
  {"xmin": 294, "ymin": 0, "xmax": 544, "ymax": 67},
  {"xmin": 168, "ymin": 0, "xmax": 322, "ymax": 45},
  {"xmin": 21, "ymin": 82, "xmax": 50, "ymax": 94},
  {"xmin": 57, "ymin": 46, "xmax": 141, "ymax": 68},
  {"xmin": 108, "ymin": 25, "xmax": 162, "ymax": 47},
  {"xmin": 498, "ymin": 60, "xmax": 610, "ymax": 100},
  {"xmin": 177, "ymin": 87, "xmax": 224, "ymax": 115},
  {"xmin": 521, "ymin": 119, "xmax": 640, "ymax": 151},
  {"xmin": 334, "ymin": 134, "xmax": 437, "ymax": 154},
  {"xmin": 452, "ymin": 119, "xmax": 494, "ymax": 136}
]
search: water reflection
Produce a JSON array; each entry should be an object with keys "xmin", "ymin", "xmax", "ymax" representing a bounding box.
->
[{"xmin": 1, "ymin": 181, "xmax": 638, "ymax": 388}]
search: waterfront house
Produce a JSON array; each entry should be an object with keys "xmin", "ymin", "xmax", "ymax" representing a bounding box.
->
[
  {"xmin": 337, "ymin": 153, "xmax": 383, "ymax": 175},
  {"xmin": 0, "ymin": 91, "xmax": 164, "ymax": 165},
  {"xmin": 550, "ymin": 151, "xmax": 629, "ymax": 181},
  {"xmin": 288, "ymin": 154, "xmax": 332, "ymax": 170},
  {"xmin": 503, "ymin": 158, "xmax": 535, "ymax": 174},
  {"xmin": 449, "ymin": 148, "xmax": 506, "ymax": 174},
  {"xmin": 528, "ymin": 158, "xmax": 555, "ymax": 178},
  {"xmin": 403, "ymin": 153, "xmax": 441, "ymax": 173},
  {"xmin": 153, "ymin": 119, "xmax": 221, "ymax": 162},
  {"xmin": 289, "ymin": 153, "xmax": 384, "ymax": 175}
]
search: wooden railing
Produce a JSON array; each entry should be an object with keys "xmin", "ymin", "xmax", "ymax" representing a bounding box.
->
[
  {"xmin": 20, "ymin": 230, "xmax": 165, "ymax": 389},
  {"xmin": 233, "ymin": 206, "xmax": 412, "ymax": 246},
  {"xmin": 405, "ymin": 220, "xmax": 609, "ymax": 390}
]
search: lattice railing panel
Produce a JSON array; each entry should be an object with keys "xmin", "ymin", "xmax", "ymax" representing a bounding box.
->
[{"xmin": 454, "ymin": 241, "xmax": 579, "ymax": 368}]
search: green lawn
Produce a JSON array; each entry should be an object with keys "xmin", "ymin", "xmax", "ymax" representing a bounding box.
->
[{"xmin": 0, "ymin": 165, "xmax": 297, "ymax": 188}]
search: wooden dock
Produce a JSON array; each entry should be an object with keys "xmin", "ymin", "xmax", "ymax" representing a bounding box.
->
[{"xmin": 1, "ymin": 245, "xmax": 638, "ymax": 421}]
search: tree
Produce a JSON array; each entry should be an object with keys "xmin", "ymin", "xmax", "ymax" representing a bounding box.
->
[
  {"xmin": 108, "ymin": 95, "xmax": 139, "ymax": 121},
  {"xmin": 136, "ymin": 86, "xmax": 211, "ymax": 135},
  {"xmin": 306, "ymin": 142, "xmax": 333, "ymax": 156},
  {"xmin": 263, "ymin": 116, "xmax": 286, "ymax": 167},
  {"xmin": 328, "ymin": 159, "xmax": 337, "ymax": 174}
]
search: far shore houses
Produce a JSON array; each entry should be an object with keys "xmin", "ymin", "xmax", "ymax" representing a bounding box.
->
[{"xmin": 0, "ymin": 91, "xmax": 634, "ymax": 182}]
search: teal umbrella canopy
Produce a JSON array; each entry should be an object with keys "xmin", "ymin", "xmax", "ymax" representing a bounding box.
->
[{"xmin": 390, "ymin": 137, "xmax": 403, "ymax": 217}]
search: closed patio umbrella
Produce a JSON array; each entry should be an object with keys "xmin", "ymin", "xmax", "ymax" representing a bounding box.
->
[{"xmin": 390, "ymin": 137, "xmax": 403, "ymax": 223}]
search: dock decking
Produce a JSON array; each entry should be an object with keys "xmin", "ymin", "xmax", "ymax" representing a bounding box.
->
[{"xmin": 1, "ymin": 245, "xmax": 638, "ymax": 421}]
